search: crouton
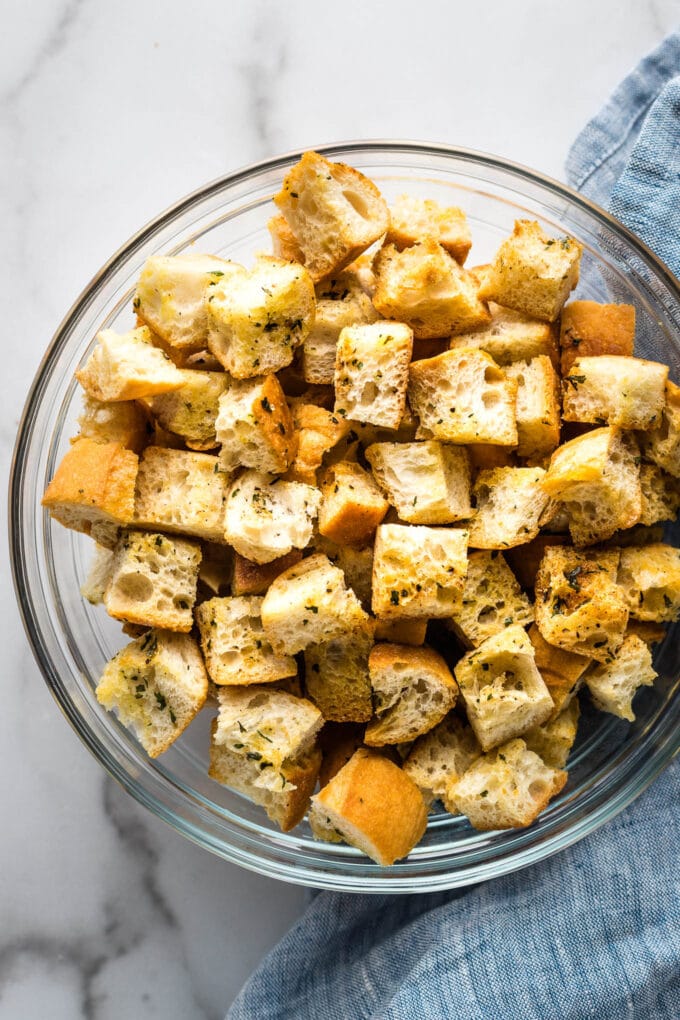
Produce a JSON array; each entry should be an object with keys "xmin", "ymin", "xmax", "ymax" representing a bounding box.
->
[
  {"xmin": 450, "ymin": 302, "xmax": 559, "ymax": 367},
  {"xmin": 504, "ymin": 357, "xmax": 561, "ymax": 458},
  {"xmin": 76, "ymin": 326, "xmax": 183, "ymax": 402},
  {"xmin": 317, "ymin": 461, "xmax": 388, "ymax": 546},
  {"xmin": 303, "ymin": 272, "xmax": 378, "ymax": 385},
  {"xmin": 372, "ymin": 523, "xmax": 469, "ymax": 619},
  {"xmin": 385, "ymin": 194, "xmax": 472, "ymax": 263},
  {"xmin": 585, "ymin": 633, "xmax": 656, "ymax": 721},
  {"xmin": 283, "ymin": 402, "xmax": 350, "ymax": 484},
  {"xmin": 447, "ymin": 551, "xmax": 534, "ymax": 648},
  {"xmin": 304, "ymin": 621, "xmax": 375, "ymax": 723},
  {"xmin": 334, "ymin": 321, "xmax": 413, "ymax": 428},
  {"xmin": 562, "ymin": 356, "xmax": 667, "ymax": 430},
  {"xmin": 364, "ymin": 644, "xmax": 458, "ymax": 746},
  {"xmin": 617, "ymin": 543, "xmax": 680, "ymax": 622},
  {"xmin": 467, "ymin": 444, "xmax": 517, "ymax": 473},
  {"xmin": 215, "ymin": 374, "xmax": 295, "ymax": 474},
  {"xmin": 231, "ymin": 549, "xmax": 303, "ymax": 596},
  {"xmin": 76, "ymin": 395, "xmax": 150, "ymax": 453},
  {"xmin": 523, "ymin": 698, "xmax": 580, "ymax": 769},
  {"xmin": 639, "ymin": 462, "xmax": 680, "ymax": 525},
  {"xmin": 365, "ymin": 440, "xmax": 472, "ymax": 524},
  {"xmin": 403, "ymin": 714, "xmax": 481, "ymax": 804},
  {"xmin": 145, "ymin": 369, "xmax": 229, "ymax": 450},
  {"xmin": 133, "ymin": 446, "xmax": 228, "ymax": 544},
  {"xmin": 320, "ymin": 541, "xmax": 374, "ymax": 610},
  {"xmin": 80, "ymin": 544, "xmax": 115, "ymax": 605},
  {"xmin": 638, "ymin": 381, "xmax": 680, "ymax": 478},
  {"xmin": 527, "ymin": 623, "xmax": 591, "ymax": 717},
  {"xmin": 559, "ymin": 300, "xmax": 635, "ymax": 375},
  {"xmin": 224, "ymin": 471, "xmax": 320, "ymax": 564},
  {"xmin": 198, "ymin": 542, "xmax": 233, "ymax": 595},
  {"xmin": 195, "ymin": 595, "xmax": 297, "ymax": 685},
  {"xmin": 469, "ymin": 467, "xmax": 551, "ymax": 550},
  {"xmin": 373, "ymin": 617, "xmax": 428, "ymax": 646},
  {"xmin": 267, "ymin": 213, "xmax": 305, "ymax": 264},
  {"xmin": 504, "ymin": 534, "xmax": 568, "ymax": 592}
]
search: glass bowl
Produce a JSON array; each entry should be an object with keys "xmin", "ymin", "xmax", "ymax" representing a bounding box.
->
[{"xmin": 10, "ymin": 142, "xmax": 680, "ymax": 892}]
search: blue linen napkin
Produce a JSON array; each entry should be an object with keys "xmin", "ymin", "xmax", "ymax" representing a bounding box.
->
[{"xmin": 229, "ymin": 33, "xmax": 680, "ymax": 1020}]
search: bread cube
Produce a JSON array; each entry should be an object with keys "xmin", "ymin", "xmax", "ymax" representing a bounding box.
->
[
  {"xmin": 469, "ymin": 467, "xmax": 551, "ymax": 550},
  {"xmin": 638, "ymin": 381, "xmax": 680, "ymax": 478},
  {"xmin": 372, "ymin": 523, "xmax": 469, "ymax": 619},
  {"xmin": 385, "ymin": 194, "xmax": 472, "ymax": 263},
  {"xmin": 77, "ymin": 395, "xmax": 150, "ymax": 453},
  {"xmin": 206, "ymin": 256, "xmax": 315, "ymax": 378},
  {"xmin": 523, "ymin": 698, "xmax": 580, "ymax": 769},
  {"xmin": 224, "ymin": 471, "xmax": 320, "ymax": 564},
  {"xmin": 585, "ymin": 633, "xmax": 656, "ymax": 721},
  {"xmin": 625, "ymin": 621, "xmax": 667, "ymax": 646},
  {"xmin": 403, "ymin": 714, "xmax": 481, "ymax": 805},
  {"xmin": 42, "ymin": 438, "xmax": 138, "ymax": 546},
  {"xmin": 639, "ymin": 463, "xmax": 680, "ymax": 525},
  {"xmin": 195, "ymin": 595, "xmax": 297, "ymax": 685},
  {"xmin": 527, "ymin": 623, "xmax": 591, "ymax": 718},
  {"xmin": 80, "ymin": 544, "xmax": 115, "ymax": 605},
  {"xmin": 145, "ymin": 369, "xmax": 228, "ymax": 450},
  {"xmin": 103, "ymin": 530, "xmax": 201, "ymax": 632},
  {"xmin": 133, "ymin": 446, "xmax": 228, "ymax": 543},
  {"xmin": 284, "ymin": 402, "xmax": 350, "ymax": 484},
  {"xmin": 304, "ymin": 621, "xmax": 374, "ymax": 723},
  {"xmin": 504, "ymin": 357, "xmax": 561, "ymax": 458},
  {"xmin": 365, "ymin": 440, "xmax": 472, "ymax": 524},
  {"xmin": 408, "ymin": 348, "xmax": 518, "ymax": 445},
  {"xmin": 231, "ymin": 549, "xmax": 302, "ymax": 596},
  {"xmin": 534, "ymin": 545, "xmax": 628, "ymax": 661},
  {"xmin": 334, "ymin": 321, "xmax": 413, "ymax": 428},
  {"xmin": 450, "ymin": 302, "xmax": 559, "ymax": 367},
  {"xmin": 309, "ymin": 749, "xmax": 428, "ymax": 865},
  {"xmin": 542, "ymin": 428, "xmax": 641, "ymax": 546},
  {"xmin": 364, "ymin": 644, "xmax": 458, "ymax": 746},
  {"xmin": 559, "ymin": 300, "xmax": 635, "ymax": 375},
  {"xmin": 447, "ymin": 551, "xmax": 534, "ymax": 648},
  {"xmin": 617, "ymin": 543, "xmax": 680, "ymax": 621},
  {"xmin": 267, "ymin": 213, "xmax": 305, "ymax": 264},
  {"xmin": 372, "ymin": 240, "xmax": 491, "ymax": 339},
  {"xmin": 95, "ymin": 630, "xmax": 208, "ymax": 757},
  {"xmin": 302, "ymin": 272, "xmax": 378, "ymax": 384},
  {"xmin": 467, "ymin": 444, "xmax": 517, "ymax": 473},
  {"xmin": 215, "ymin": 374, "xmax": 295, "ymax": 474},
  {"xmin": 318, "ymin": 461, "xmax": 388, "ymax": 546},
  {"xmin": 261, "ymin": 553, "xmax": 370, "ymax": 655},
  {"xmin": 76, "ymin": 326, "xmax": 183, "ymax": 402},
  {"xmin": 504, "ymin": 534, "xmax": 568, "ymax": 592},
  {"xmin": 478, "ymin": 220, "xmax": 582, "ymax": 322},
  {"xmin": 198, "ymin": 542, "xmax": 233, "ymax": 595},
  {"xmin": 444, "ymin": 738, "xmax": 567, "ymax": 829},
  {"xmin": 373, "ymin": 617, "xmax": 428, "ymax": 646},
  {"xmin": 562, "ymin": 356, "xmax": 667, "ymax": 430}
]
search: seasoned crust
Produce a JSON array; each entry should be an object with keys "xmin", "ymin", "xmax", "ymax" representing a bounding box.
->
[
  {"xmin": 317, "ymin": 461, "xmax": 388, "ymax": 546},
  {"xmin": 559, "ymin": 300, "xmax": 635, "ymax": 375},
  {"xmin": 365, "ymin": 643, "xmax": 458, "ymax": 746}
]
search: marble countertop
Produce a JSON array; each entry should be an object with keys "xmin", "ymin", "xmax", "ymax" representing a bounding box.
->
[{"xmin": 1, "ymin": 2, "xmax": 677, "ymax": 1017}]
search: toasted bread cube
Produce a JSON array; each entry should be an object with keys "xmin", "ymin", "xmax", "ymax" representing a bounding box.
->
[
  {"xmin": 559, "ymin": 300, "xmax": 635, "ymax": 375},
  {"xmin": 145, "ymin": 369, "xmax": 228, "ymax": 450},
  {"xmin": 562, "ymin": 356, "xmax": 667, "ymax": 430},
  {"xmin": 304, "ymin": 621, "xmax": 374, "ymax": 723},
  {"xmin": 334, "ymin": 321, "xmax": 413, "ymax": 428},
  {"xmin": 364, "ymin": 644, "xmax": 458, "ymax": 746},
  {"xmin": 585, "ymin": 633, "xmax": 656, "ymax": 722},
  {"xmin": 403, "ymin": 714, "xmax": 481, "ymax": 805},
  {"xmin": 321, "ymin": 542, "xmax": 374, "ymax": 611},
  {"xmin": 542, "ymin": 428, "xmax": 641, "ymax": 546},
  {"xmin": 373, "ymin": 240, "xmax": 491, "ymax": 339},
  {"xmin": 206, "ymin": 257, "xmax": 315, "ymax": 378},
  {"xmin": 95, "ymin": 630, "xmax": 208, "ymax": 757},
  {"xmin": 215, "ymin": 374, "xmax": 295, "ymax": 474},
  {"xmin": 524, "ymin": 698, "xmax": 580, "ymax": 769},
  {"xmin": 76, "ymin": 395, "xmax": 150, "ymax": 453},
  {"xmin": 527, "ymin": 623, "xmax": 591, "ymax": 717},
  {"xmin": 317, "ymin": 723, "xmax": 367, "ymax": 792},
  {"xmin": 504, "ymin": 357, "xmax": 561, "ymax": 458},
  {"xmin": 467, "ymin": 444, "xmax": 517, "ymax": 473},
  {"xmin": 261, "ymin": 553, "xmax": 370, "ymax": 655},
  {"xmin": 284, "ymin": 402, "xmax": 350, "ymax": 484},
  {"xmin": 447, "ymin": 551, "xmax": 534, "ymax": 648},
  {"xmin": 444, "ymin": 738, "xmax": 567, "ymax": 829},
  {"xmin": 80, "ymin": 544, "xmax": 115, "ymax": 605},
  {"xmin": 504, "ymin": 534, "xmax": 568, "ymax": 592},
  {"xmin": 638, "ymin": 381, "xmax": 680, "ymax": 478},
  {"xmin": 365, "ymin": 440, "xmax": 472, "ymax": 525},
  {"xmin": 469, "ymin": 467, "xmax": 551, "ymax": 550},
  {"xmin": 231, "ymin": 549, "xmax": 303, "ymax": 596},
  {"xmin": 478, "ymin": 220, "xmax": 582, "ymax": 322},
  {"xmin": 373, "ymin": 617, "xmax": 427, "ymax": 646},
  {"xmin": 535, "ymin": 546, "xmax": 628, "ymax": 661},
  {"xmin": 267, "ymin": 213, "xmax": 305, "ymax": 264},
  {"xmin": 639, "ymin": 463, "xmax": 680, "ymax": 525},
  {"xmin": 133, "ymin": 446, "xmax": 228, "ymax": 543},
  {"xmin": 372, "ymin": 523, "xmax": 469, "ymax": 619},
  {"xmin": 302, "ymin": 272, "xmax": 378, "ymax": 384},
  {"xmin": 617, "ymin": 543, "xmax": 680, "ymax": 622},
  {"xmin": 318, "ymin": 461, "xmax": 388, "ymax": 546},
  {"xmin": 450, "ymin": 302, "xmax": 559, "ymax": 367},
  {"xmin": 198, "ymin": 542, "xmax": 233, "ymax": 595},
  {"xmin": 455, "ymin": 625, "xmax": 554, "ymax": 751},
  {"xmin": 42, "ymin": 437, "xmax": 138, "ymax": 545},
  {"xmin": 386, "ymin": 194, "xmax": 472, "ymax": 263},
  {"xmin": 408, "ymin": 348, "xmax": 518, "ymax": 445},
  {"xmin": 103, "ymin": 530, "xmax": 201, "ymax": 632},
  {"xmin": 625, "ymin": 621, "xmax": 667, "ymax": 646},
  {"xmin": 309, "ymin": 749, "xmax": 428, "ymax": 865},
  {"xmin": 195, "ymin": 595, "xmax": 297, "ymax": 685},
  {"xmin": 76, "ymin": 326, "xmax": 183, "ymax": 402},
  {"xmin": 224, "ymin": 471, "xmax": 320, "ymax": 564},
  {"xmin": 273, "ymin": 151, "xmax": 389, "ymax": 282}
]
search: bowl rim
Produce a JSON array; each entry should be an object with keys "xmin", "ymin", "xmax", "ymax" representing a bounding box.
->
[{"xmin": 9, "ymin": 139, "xmax": 680, "ymax": 892}]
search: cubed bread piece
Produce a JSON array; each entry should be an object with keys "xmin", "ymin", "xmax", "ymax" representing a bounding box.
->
[
  {"xmin": 215, "ymin": 374, "xmax": 295, "ymax": 474},
  {"xmin": 273, "ymin": 151, "xmax": 389, "ymax": 282},
  {"xmin": 145, "ymin": 370, "xmax": 228, "ymax": 450},
  {"xmin": 504, "ymin": 534, "xmax": 568, "ymax": 592},
  {"xmin": 224, "ymin": 471, "xmax": 320, "ymax": 564},
  {"xmin": 478, "ymin": 220, "xmax": 582, "ymax": 322},
  {"xmin": 206, "ymin": 257, "xmax": 315, "ymax": 378},
  {"xmin": 76, "ymin": 395, "xmax": 150, "ymax": 453},
  {"xmin": 542, "ymin": 428, "xmax": 641, "ymax": 546},
  {"xmin": 332, "ymin": 543, "xmax": 374, "ymax": 611},
  {"xmin": 408, "ymin": 348, "xmax": 518, "ymax": 445},
  {"xmin": 303, "ymin": 272, "xmax": 378, "ymax": 384},
  {"xmin": 534, "ymin": 545, "xmax": 628, "ymax": 661},
  {"xmin": 372, "ymin": 240, "xmax": 491, "ymax": 339},
  {"xmin": 309, "ymin": 749, "xmax": 428, "ymax": 865},
  {"xmin": 562, "ymin": 356, "xmax": 667, "ymax": 430},
  {"xmin": 284, "ymin": 402, "xmax": 350, "ymax": 484},
  {"xmin": 373, "ymin": 617, "xmax": 428, "ymax": 646},
  {"xmin": 469, "ymin": 467, "xmax": 551, "ymax": 549},
  {"xmin": 385, "ymin": 194, "xmax": 472, "ymax": 263},
  {"xmin": 195, "ymin": 595, "xmax": 297, "ymax": 685},
  {"xmin": 617, "ymin": 543, "xmax": 680, "ymax": 621},
  {"xmin": 133, "ymin": 446, "xmax": 228, "ymax": 543},
  {"xmin": 76, "ymin": 326, "xmax": 183, "ymax": 401},
  {"xmin": 267, "ymin": 213, "xmax": 305, "ymax": 264},
  {"xmin": 527, "ymin": 623, "xmax": 591, "ymax": 718},
  {"xmin": 504, "ymin": 357, "xmax": 561, "ymax": 458},
  {"xmin": 304, "ymin": 621, "xmax": 374, "ymax": 723},
  {"xmin": 334, "ymin": 321, "xmax": 413, "ymax": 428},
  {"xmin": 198, "ymin": 542, "xmax": 233, "ymax": 595},
  {"xmin": 261, "ymin": 553, "xmax": 370, "ymax": 655},
  {"xmin": 523, "ymin": 698, "xmax": 580, "ymax": 768},
  {"xmin": 403, "ymin": 714, "xmax": 481, "ymax": 804},
  {"xmin": 639, "ymin": 462, "xmax": 680, "ymax": 525},
  {"xmin": 559, "ymin": 300, "xmax": 636, "ymax": 375},
  {"xmin": 625, "ymin": 621, "xmax": 666, "ymax": 646},
  {"xmin": 455, "ymin": 625, "xmax": 554, "ymax": 751},
  {"xmin": 80, "ymin": 544, "xmax": 115, "ymax": 604},
  {"xmin": 450, "ymin": 302, "xmax": 559, "ymax": 367},
  {"xmin": 585, "ymin": 633, "xmax": 656, "ymax": 721},
  {"xmin": 444, "ymin": 738, "xmax": 567, "ymax": 829},
  {"xmin": 317, "ymin": 723, "xmax": 367, "ymax": 790},
  {"xmin": 42, "ymin": 437, "xmax": 138, "ymax": 544},
  {"xmin": 638, "ymin": 381, "xmax": 680, "ymax": 477},
  {"xmin": 318, "ymin": 461, "xmax": 388, "ymax": 546},
  {"xmin": 447, "ymin": 551, "xmax": 534, "ymax": 648},
  {"xmin": 103, "ymin": 530, "xmax": 201, "ymax": 632},
  {"xmin": 364, "ymin": 644, "xmax": 458, "ymax": 746},
  {"xmin": 467, "ymin": 443, "xmax": 517, "ymax": 473},
  {"xmin": 372, "ymin": 523, "xmax": 469, "ymax": 619},
  {"xmin": 365, "ymin": 440, "xmax": 472, "ymax": 524},
  {"xmin": 231, "ymin": 549, "xmax": 303, "ymax": 596},
  {"xmin": 95, "ymin": 630, "xmax": 208, "ymax": 757}
]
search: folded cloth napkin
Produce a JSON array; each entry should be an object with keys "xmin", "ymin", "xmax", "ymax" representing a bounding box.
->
[{"xmin": 229, "ymin": 33, "xmax": 680, "ymax": 1020}]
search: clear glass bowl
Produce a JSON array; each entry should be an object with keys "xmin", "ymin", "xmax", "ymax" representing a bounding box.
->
[{"xmin": 10, "ymin": 142, "xmax": 680, "ymax": 892}]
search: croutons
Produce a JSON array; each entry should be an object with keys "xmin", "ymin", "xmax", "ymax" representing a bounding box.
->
[
  {"xmin": 450, "ymin": 302, "xmax": 559, "ymax": 367},
  {"xmin": 504, "ymin": 357, "xmax": 561, "ymax": 459},
  {"xmin": 224, "ymin": 471, "xmax": 320, "ymax": 564},
  {"xmin": 371, "ymin": 523, "xmax": 469, "ymax": 619},
  {"xmin": 80, "ymin": 544, "xmax": 115, "ymax": 605},
  {"xmin": 364, "ymin": 644, "xmax": 458, "ymax": 746},
  {"xmin": 195, "ymin": 595, "xmax": 297, "ymax": 685},
  {"xmin": 145, "ymin": 369, "xmax": 229, "ymax": 450},
  {"xmin": 317, "ymin": 461, "xmax": 388, "ymax": 546},
  {"xmin": 523, "ymin": 698, "xmax": 580, "ymax": 769},
  {"xmin": 133, "ymin": 446, "xmax": 228, "ymax": 544},
  {"xmin": 639, "ymin": 463, "xmax": 680, "ymax": 525},
  {"xmin": 215, "ymin": 374, "xmax": 296, "ymax": 474},
  {"xmin": 385, "ymin": 194, "xmax": 472, "ymax": 263},
  {"xmin": 562, "ymin": 356, "xmax": 667, "ymax": 430},
  {"xmin": 447, "ymin": 551, "xmax": 534, "ymax": 648},
  {"xmin": 559, "ymin": 300, "xmax": 635, "ymax": 375},
  {"xmin": 76, "ymin": 326, "xmax": 184, "ymax": 402},
  {"xmin": 334, "ymin": 321, "xmax": 413, "ymax": 428},
  {"xmin": 76, "ymin": 395, "xmax": 150, "ymax": 453},
  {"xmin": 638, "ymin": 381, "xmax": 680, "ymax": 478},
  {"xmin": 527, "ymin": 623, "xmax": 591, "ymax": 718},
  {"xmin": 284, "ymin": 402, "xmax": 349, "ymax": 484},
  {"xmin": 304, "ymin": 621, "xmax": 375, "ymax": 722},
  {"xmin": 267, "ymin": 214, "xmax": 305, "ymax": 264},
  {"xmin": 403, "ymin": 714, "xmax": 481, "ymax": 804},
  {"xmin": 303, "ymin": 272, "xmax": 378, "ymax": 384},
  {"xmin": 231, "ymin": 549, "xmax": 302, "ymax": 597},
  {"xmin": 469, "ymin": 467, "xmax": 551, "ymax": 549},
  {"xmin": 585, "ymin": 633, "xmax": 656, "ymax": 721},
  {"xmin": 617, "ymin": 544, "xmax": 680, "ymax": 622},
  {"xmin": 365, "ymin": 440, "xmax": 472, "ymax": 524}
]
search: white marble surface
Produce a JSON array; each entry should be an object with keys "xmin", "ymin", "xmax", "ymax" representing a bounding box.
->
[{"xmin": 1, "ymin": 2, "xmax": 677, "ymax": 1017}]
